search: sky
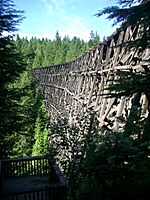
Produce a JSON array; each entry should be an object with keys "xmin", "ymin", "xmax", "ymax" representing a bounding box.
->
[{"xmin": 13, "ymin": 0, "xmax": 118, "ymax": 41}]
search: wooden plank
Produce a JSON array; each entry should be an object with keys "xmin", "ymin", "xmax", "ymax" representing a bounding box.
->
[
  {"xmin": 87, "ymin": 75, "xmax": 96, "ymax": 106},
  {"xmin": 94, "ymin": 76, "xmax": 104, "ymax": 110},
  {"xmin": 113, "ymin": 97, "xmax": 126, "ymax": 131},
  {"xmin": 102, "ymin": 98, "xmax": 116, "ymax": 119}
]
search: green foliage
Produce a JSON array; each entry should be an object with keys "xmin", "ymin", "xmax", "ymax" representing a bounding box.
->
[
  {"xmin": 88, "ymin": 30, "xmax": 100, "ymax": 48},
  {"xmin": 2, "ymin": 1, "xmax": 149, "ymax": 199},
  {"xmin": 0, "ymin": 0, "xmax": 24, "ymax": 35},
  {"xmin": 96, "ymin": 0, "xmax": 150, "ymax": 50},
  {"xmin": 85, "ymin": 131, "xmax": 150, "ymax": 199},
  {"xmin": 32, "ymin": 94, "xmax": 50, "ymax": 156},
  {"xmin": 48, "ymin": 110, "xmax": 150, "ymax": 199},
  {"xmin": 3, "ymin": 12, "xmax": 100, "ymax": 158},
  {"xmin": 14, "ymin": 31, "xmax": 100, "ymax": 68},
  {"xmin": 0, "ymin": 0, "xmax": 26, "ymax": 158},
  {"xmin": 0, "ymin": 0, "xmax": 51, "ymax": 158},
  {"xmin": 47, "ymin": 113, "xmax": 101, "ymax": 200},
  {"xmin": 10, "ymin": 68, "xmax": 36, "ymax": 157}
]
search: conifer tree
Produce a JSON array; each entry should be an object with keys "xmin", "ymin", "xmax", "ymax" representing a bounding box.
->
[
  {"xmin": 0, "ymin": 0, "xmax": 25, "ymax": 158},
  {"xmin": 96, "ymin": 0, "xmax": 150, "ymax": 49},
  {"xmin": 88, "ymin": 30, "xmax": 100, "ymax": 48}
]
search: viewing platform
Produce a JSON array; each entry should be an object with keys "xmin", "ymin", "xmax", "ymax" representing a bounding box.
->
[{"xmin": 0, "ymin": 156, "xmax": 68, "ymax": 200}]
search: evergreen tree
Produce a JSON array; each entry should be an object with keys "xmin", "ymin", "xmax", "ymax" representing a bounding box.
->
[
  {"xmin": 0, "ymin": 0, "xmax": 25, "ymax": 158},
  {"xmin": 55, "ymin": 31, "xmax": 61, "ymax": 43},
  {"xmin": 32, "ymin": 40, "xmax": 44, "ymax": 67},
  {"xmin": 43, "ymin": 40, "xmax": 56, "ymax": 66},
  {"xmin": 12, "ymin": 35, "xmax": 50, "ymax": 158},
  {"xmin": 96, "ymin": 0, "xmax": 150, "ymax": 49},
  {"xmin": 32, "ymin": 94, "xmax": 50, "ymax": 156},
  {"xmin": 66, "ymin": 36, "xmax": 83, "ymax": 61},
  {"xmin": 88, "ymin": 30, "xmax": 100, "ymax": 48},
  {"xmin": 53, "ymin": 43, "xmax": 64, "ymax": 64},
  {"xmin": 14, "ymin": 32, "xmax": 97, "ymax": 68}
]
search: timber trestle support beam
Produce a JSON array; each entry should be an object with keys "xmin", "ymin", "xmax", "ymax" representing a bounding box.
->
[{"xmin": 34, "ymin": 26, "xmax": 150, "ymax": 131}]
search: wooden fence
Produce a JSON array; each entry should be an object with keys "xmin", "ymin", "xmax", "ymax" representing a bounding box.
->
[{"xmin": 0, "ymin": 156, "xmax": 67, "ymax": 200}]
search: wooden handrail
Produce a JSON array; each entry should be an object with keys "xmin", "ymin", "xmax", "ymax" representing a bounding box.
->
[
  {"xmin": 1, "ymin": 156, "xmax": 51, "ymax": 178},
  {"xmin": 0, "ymin": 156, "xmax": 68, "ymax": 200},
  {"xmin": 1, "ymin": 155, "xmax": 47, "ymax": 162}
]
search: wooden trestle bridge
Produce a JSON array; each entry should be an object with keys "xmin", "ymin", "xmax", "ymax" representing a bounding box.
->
[
  {"xmin": 0, "ymin": 156, "xmax": 67, "ymax": 200},
  {"xmin": 33, "ymin": 25, "xmax": 150, "ymax": 131},
  {"xmin": 1, "ymin": 25, "xmax": 150, "ymax": 200}
]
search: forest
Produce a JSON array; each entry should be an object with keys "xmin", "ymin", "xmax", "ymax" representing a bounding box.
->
[
  {"xmin": 0, "ymin": 0, "xmax": 150, "ymax": 199},
  {"xmin": 15, "ymin": 30, "xmax": 100, "ymax": 68},
  {"xmin": 1, "ymin": 30, "xmax": 100, "ymax": 158}
]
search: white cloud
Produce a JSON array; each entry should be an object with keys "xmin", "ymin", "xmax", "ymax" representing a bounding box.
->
[
  {"xmin": 38, "ymin": 0, "xmax": 91, "ymax": 40},
  {"xmin": 61, "ymin": 28, "xmax": 90, "ymax": 41},
  {"xmin": 59, "ymin": 18, "xmax": 90, "ymax": 40},
  {"xmin": 17, "ymin": 23, "xmax": 90, "ymax": 41},
  {"xmin": 40, "ymin": 0, "xmax": 81, "ymax": 15},
  {"xmin": 40, "ymin": 0, "xmax": 54, "ymax": 14},
  {"xmin": 40, "ymin": 0, "xmax": 67, "ymax": 15}
]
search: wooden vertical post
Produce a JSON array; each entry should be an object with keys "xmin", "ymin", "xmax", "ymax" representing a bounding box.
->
[
  {"xmin": 87, "ymin": 75, "xmax": 96, "ymax": 106},
  {"xmin": 113, "ymin": 97, "xmax": 126, "ymax": 131}
]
